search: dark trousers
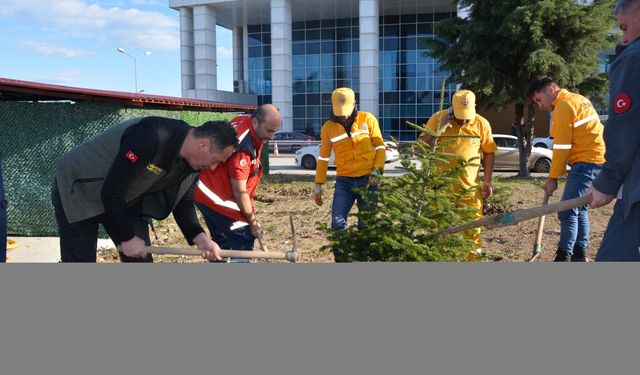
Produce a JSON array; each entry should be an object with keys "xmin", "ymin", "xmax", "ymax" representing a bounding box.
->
[
  {"xmin": 52, "ymin": 180, "xmax": 152, "ymax": 263},
  {"xmin": 1, "ymin": 160, "xmax": 7, "ymax": 263},
  {"xmin": 196, "ymin": 202, "xmax": 255, "ymax": 263},
  {"xmin": 595, "ymin": 200, "xmax": 640, "ymax": 261}
]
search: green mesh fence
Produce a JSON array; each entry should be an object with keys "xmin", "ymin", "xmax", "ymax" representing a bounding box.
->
[{"xmin": 0, "ymin": 101, "xmax": 238, "ymax": 236}]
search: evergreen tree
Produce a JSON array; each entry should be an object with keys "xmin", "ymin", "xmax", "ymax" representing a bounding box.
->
[
  {"xmin": 424, "ymin": 0, "xmax": 615, "ymax": 176},
  {"xmin": 324, "ymin": 131, "xmax": 480, "ymax": 262}
]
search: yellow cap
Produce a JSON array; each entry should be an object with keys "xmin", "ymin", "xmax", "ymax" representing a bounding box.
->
[
  {"xmin": 452, "ymin": 90, "xmax": 476, "ymax": 120},
  {"xmin": 331, "ymin": 87, "xmax": 356, "ymax": 116}
]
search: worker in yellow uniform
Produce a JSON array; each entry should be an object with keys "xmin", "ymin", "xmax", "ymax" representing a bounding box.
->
[
  {"xmin": 419, "ymin": 90, "xmax": 497, "ymax": 252},
  {"xmin": 527, "ymin": 76, "xmax": 605, "ymax": 262},
  {"xmin": 312, "ymin": 87, "xmax": 386, "ymax": 253}
]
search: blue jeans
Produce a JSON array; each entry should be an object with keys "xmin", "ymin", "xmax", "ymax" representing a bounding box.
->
[
  {"xmin": 558, "ymin": 162, "xmax": 602, "ymax": 253},
  {"xmin": 331, "ymin": 175, "xmax": 378, "ymax": 231},
  {"xmin": 196, "ymin": 202, "xmax": 254, "ymax": 263},
  {"xmin": 1, "ymin": 159, "xmax": 7, "ymax": 263}
]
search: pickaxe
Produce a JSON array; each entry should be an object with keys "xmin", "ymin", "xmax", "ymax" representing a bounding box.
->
[
  {"xmin": 424, "ymin": 194, "xmax": 592, "ymax": 239},
  {"xmin": 125, "ymin": 214, "xmax": 299, "ymax": 262},
  {"xmin": 528, "ymin": 191, "xmax": 550, "ymax": 262}
]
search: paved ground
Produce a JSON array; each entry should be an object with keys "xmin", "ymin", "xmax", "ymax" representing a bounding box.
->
[{"xmin": 5, "ymin": 155, "xmax": 545, "ymax": 262}]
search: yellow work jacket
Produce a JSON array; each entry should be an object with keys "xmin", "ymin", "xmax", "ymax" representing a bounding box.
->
[
  {"xmin": 549, "ymin": 89, "xmax": 606, "ymax": 179},
  {"xmin": 423, "ymin": 110, "xmax": 497, "ymax": 190},
  {"xmin": 315, "ymin": 111, "xmax": 386, "ymax": 184}
]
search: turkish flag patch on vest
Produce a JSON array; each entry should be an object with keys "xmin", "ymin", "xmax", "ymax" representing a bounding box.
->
[
  {"xmin": 125, "ymin": 150, "xmax": 139, "ymax": 163},
  {"xmin": 613, "ymin": 93, "xmax": 631, "ymax": 114}
]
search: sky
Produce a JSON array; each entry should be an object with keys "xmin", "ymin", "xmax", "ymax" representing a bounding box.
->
[{"xmin": 0, "ymin": 0, "xmax": 234, "ymax": 97}]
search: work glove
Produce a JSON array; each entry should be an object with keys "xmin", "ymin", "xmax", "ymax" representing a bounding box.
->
[
  {"xmin": 313, "ymin": 184, "xmax": 323, "ymax": 206},
  {"xmin": 368, "ymin": 169, "xmax": 380, "ymax": 186}
]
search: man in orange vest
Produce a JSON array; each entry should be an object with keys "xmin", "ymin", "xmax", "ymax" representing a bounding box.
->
[
  {"xmin": 527, "ymin": 76, "xmax": 606, "ymax": 262},
  {"xmin": 195, "ymin": 104, "xmax": 281, "ymax": 262},
  {"xmin": 419, "ymin": 90, "xmax": 497, "ymax": 252},
  {"xmin": 312, "ymin": 88, "xmax": 385, "ymax": 260}
]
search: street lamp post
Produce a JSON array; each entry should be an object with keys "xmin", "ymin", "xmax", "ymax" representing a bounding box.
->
[{"xmin": 116, "ymin": 47, "xmax": 151, "ymax": 93}]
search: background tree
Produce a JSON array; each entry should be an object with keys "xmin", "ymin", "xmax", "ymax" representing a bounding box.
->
[{"xmin": 424, "ymin": 0, "xmax": 615, "ymax": 176}]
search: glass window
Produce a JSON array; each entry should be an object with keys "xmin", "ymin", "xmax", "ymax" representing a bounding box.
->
[
  {"xmin": 383, "ymin": 15, "xmax": 400, "ymax": 24},
  {"xmin": 321, "ymin": 19, "xmax": 336, "ymax": 28},
  {"xmin": 382, "ymin": 24, "xmax": 399, "ymax": 37},
  {"xmin": 337, "ymin": 41, "xmax": 351, "ymax": 53},
  {"xmin": 417, "ymin": 14, "xmax": 433, "ymax": 23},
  {"xmin": 381, "ymin": 78, "xmax": 397, "ymax": 91},
  {"xmin": 336, "ymin": 18, "xmax": 351, "ymax": 27},
  {"xmin": 402, "ymin": 37, "xmax": 417, "ymax": 50},
  {"xmin": 292, "ymin": 21, "xmax": 305, "ymax": 30},
  {"xmin": 321, "ymin": 54, "xmax": 334, "ymax": 66},
  {"xmin": 417, "ymin": 23, "xmax": 433, "ymax": 35},
  {"xmin": 248, "ymin": 46, "xmax": 262, "ymax": 58},
  {"xmin": 306, "ymin": 80, "xmax": 320, "ymax": 93},
  {"xmin": 320, "ymin": 67, "xmax": 334, "ymax": 80},
  {"xmin": 306, "ymin": 42, "xmax": 320, "ymax": 54},
  {"xmin": 418, "ymin": 104, "xmax": 434, "ymax": 118},
  {"xmin": 351, "ymin": 52, "xmax": 359, "ymax": 66},
  {"xmin": 336, "ymin": 27, "xmax": 351, "ymax": 40},
  {"xmin": 307, "ymin": 93, "xmax": 320, "ymax": 105},
  {"xmin": 321, "ymin": 93, "xmax": 333, "ymax": 105},
  {"xmin": 382, "ymin": 51, "xmax": 397, "ymax": 65},
  {"xmin": 400, "ymin": 14, "xmax": 417, "ymax": 23},
  {"xmin": 383, "ymin": 38, "xmax": 398, "ymax": 51},
  {"xmin": 417, "ymin": 91, "xmax": 434, "ymax": 103},
  {"xmin": 248, "ymin": 34, "xmax": 262, "ymax": 47},
  {"xmin": 401, "ymin": 24, "xmax": 417, "ymax": 37},
  {"xmin": 400, "ymin": 104, "xmax": 416, "ymax": 117},
  {"xmin": 248, "ymin": 57, "xmax": 263, "ymax": 70},
  {"xmin": 321, "ymin": 41, "xmax": 334, "ymax": 54},
  {"xmin": 305, "ymin": 20, "xmax": 320, "ymax": 29},
  {"xmin": 401, "ymin": 92, "xmax": 416, "ymax": 104},
  {"xmin": 321, "ymin": 80, "xmax": 334, "ymax": 92},
  {"xmin": 307, "ymin": 106, "xmax": 322, "ymax": 119},
  {"xmin": 293, "ymin": 80, "xmax": 306, "ymax": 93},
  {"xmin": 306, "ymin": 29, "xmax": 320, "ymax": 41},
  {"xmin": 247, "ymin": 25, "xmax": 261, "ymax": 33},
  {"xmin": 292, "ymin": 30, "xmax": 305, "ymax": 41},
  {"xmin": 293, "ymin": 67, "xmax": 305, "ymax": 80},
  {"xmin": 321, "ymin": 29, "xmax": 335, "ymax": 40},
  {"xmin": 292, "ymin": 43, "xmax": 305, "ymax": 55},
  {"xmin": 293, "ymin": 55, "xmax": 305, "ymax": 69},
  {"xmin": 293, "ymin": 94, "xmax": 305, "ymax": 105},
  {"xmin": 305, "ymin": 55, "xmax": 320, "ymax": 67},
  {"xmin": 384, "ymin": 92, "xmax": 399, "ymax": 104},
  {"xmin": 305, "ymin": 67, "xmax": 320, "ymax": 80}
]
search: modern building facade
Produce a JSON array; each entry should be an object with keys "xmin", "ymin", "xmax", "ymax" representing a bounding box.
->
[{"xmin": 170, "ymin": 0, "xmax": 459, "ymax": 140}]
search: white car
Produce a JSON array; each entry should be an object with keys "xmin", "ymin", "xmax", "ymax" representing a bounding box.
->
[
  {"xmin": 493, "ymin": 134, "xmax": 553, "ymax": 173},
  {"xmin": 295, "ymin": 141, "xmax": 400, "ymax": 170},
  {"xmin": 532, "ymin": 136, "xmax": 554, "ymax": 149}
]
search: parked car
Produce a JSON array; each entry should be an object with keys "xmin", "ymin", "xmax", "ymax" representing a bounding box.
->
[
  {"xmin": 294, "ymin": 140, "xmax": 400, "ymax": 170},
  {"xmin": 493, "ymin": 134, "xmax": 553, "ymax": 173},
  {"xmin": 532, "ymin": 136, "xmax": 554, "ymax": 149},
  {"xmin": 268, "ymin": 132, "xmax": 316, "ymax": 153}
]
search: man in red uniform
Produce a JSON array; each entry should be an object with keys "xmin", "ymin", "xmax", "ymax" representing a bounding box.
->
[{"xmin": 195, "ymin": 104, "xmax": 281, "ymax": 262}]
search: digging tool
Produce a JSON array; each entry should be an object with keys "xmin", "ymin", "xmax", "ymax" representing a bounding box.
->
[
  {"xmin": 424, "ymin": 194, "xmax": 593, "ymax": 238},
  {"xmin": 528, "ymin": 191, "xmax": 550, "ymax": 262},
  {"xmin": 257, "ymin": 232, "xmax": 268, "ymax": 252},
  {"xmin": 120, "ymin": 214, "xmax": 299, "ymax": 262},
  {"xmin": 144, "ymin": 247, "xmax": 298, "ymax": 262}
]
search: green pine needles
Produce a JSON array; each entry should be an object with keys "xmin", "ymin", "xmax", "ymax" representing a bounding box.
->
[{"xmin": 324, "ymin": 126, "xmax": 480, "ymax": 262}]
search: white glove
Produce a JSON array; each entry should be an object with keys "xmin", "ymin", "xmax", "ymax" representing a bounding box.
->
[{"xmin": 313, "ymin": 184, "xmax": 323, "ymax": 206}]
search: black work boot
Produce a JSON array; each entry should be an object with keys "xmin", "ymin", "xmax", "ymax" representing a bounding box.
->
[
  {"xmin": 554, "ymin": 249, "xmax": 572, "ymax": 262},
  {"xmin": 571, "ymin": 246, "xmax": 588, "ymax": 262}
]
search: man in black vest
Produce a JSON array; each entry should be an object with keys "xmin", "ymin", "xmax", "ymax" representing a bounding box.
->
[{"xmin": 52, "ymin": 116, "xmax": 238, "ymax": 262}]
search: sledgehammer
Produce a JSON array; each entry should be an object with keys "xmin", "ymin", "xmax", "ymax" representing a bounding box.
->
[{"xmin": 424, "ymin": 194, "xmax": 593, "ymax": 238}]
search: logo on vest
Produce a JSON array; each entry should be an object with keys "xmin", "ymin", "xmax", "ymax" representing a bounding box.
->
[
  {"xmin": 613, "ymin": 93, "xmax": 631, "ymax": 114},
  {"xmin": 146, "ymin": 163, "xmax": 163, "ymax": 175},
  {"xmin": 125, "ymin": 150, "xmax": 138, "ymax": 164},
  {"xmin": 361, "ymin": 124, "xmax": 368, "ymax": 132}
]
